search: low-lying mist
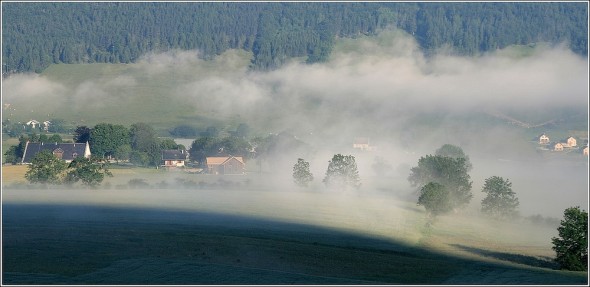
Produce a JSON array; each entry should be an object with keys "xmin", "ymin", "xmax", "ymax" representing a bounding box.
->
[{"xmin": 2, "ymin": 29, "xmax": 588, "ymax": 239}]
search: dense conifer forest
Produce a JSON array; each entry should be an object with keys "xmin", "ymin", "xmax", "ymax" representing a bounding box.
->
[{"xmin": 2, "ymin": 2, "xmax": 588, "ymax": 75}]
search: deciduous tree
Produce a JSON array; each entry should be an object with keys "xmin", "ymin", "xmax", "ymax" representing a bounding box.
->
[
  {"xmin": 323, "ymin": 154, "xmax": 361, "ymax": 189},
  {"xmin": 481, "ymin": 176, "xmax": 519, "ymax": 220},
  {"xmin": 552, "ymin": 206, "xmax": 588, "ymax": 271},
  {"xmin": 90, "ymin": 123, "xmax": 130, "ymax": 159},
  {"xmin": 293, "ymin": 158, "xmax": 313, "ymax": 187},
  {"xmin": 435, "ymin": 144, "xmax": 472, "ymax": 171},
  {"xmin": 418, "ymin": 182, "xmax": 453, "ymax": 216},
  {"xmin": 65, "ymin": 156, "xmax": 112, "ymax": 187},
  {"xmin": 25, "ymin": 150, "xmax": 67, "ymax": 184},
  {"xmin": 408, "ymin": 154, "xmax": 472, "ymax": 210}
]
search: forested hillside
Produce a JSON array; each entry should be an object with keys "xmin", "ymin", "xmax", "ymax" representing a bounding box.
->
[{"xmin": 2, "ymin": 2, "xmax": 587, "ymax": 75}]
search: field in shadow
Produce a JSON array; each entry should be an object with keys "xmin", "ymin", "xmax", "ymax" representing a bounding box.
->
[
  {"xmin": 2, "ymin": 203, "xmax": 587, "ymax": 285},
  {"xmin": 450, "ymin": 244, "xmax": 559, "ymax": 269}
]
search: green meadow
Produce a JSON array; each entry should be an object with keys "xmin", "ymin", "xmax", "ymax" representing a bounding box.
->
[{"xmin": 2, "ymin": 179, "xmax": 587, "ymax": 284}]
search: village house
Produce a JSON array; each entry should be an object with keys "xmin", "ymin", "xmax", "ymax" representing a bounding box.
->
[
  {"xmin": 21, "ymin": 141, "xmax": 91, "ymax": 164},
  {"xmin": 553, "ymin": 142, "xmax": 564, "ymax": 151},
  {"xmin": 161, "ymin": 149, "xmax": 188, "ymax": 168},
  {"xmin": 353, "ymin": 137, "xmax": 375, "ymax": 151},
  {"xmin": 539, "ymin": 134, "xmax": 550, "ymax": 145},
  {"xmin": 205, "ymin": 156, "xmax": 245, "ymax": 175},
  {"xmin": 583, "ymin": 146, "xmax": 589, "ymax": 156},
  {"xmin": 566, "ymin": 136, "xmax": 577, "ymax": 147},
  {"xmin": 26, "ymin": 119, "xmax": 40, "ymax": 129}
]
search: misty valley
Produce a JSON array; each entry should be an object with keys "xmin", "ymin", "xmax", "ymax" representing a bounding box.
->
[{"xmin": 2, "ymin": 2, "xmax": 589, "ymax": 285}]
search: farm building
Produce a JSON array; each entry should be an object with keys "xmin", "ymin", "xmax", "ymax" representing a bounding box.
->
[
  {"xmin": 205, "ymin": 156, "xmax": 245, "ymax": 175},
  {"xmin": 539, "ymin": 134, "xmax": 550, "ymax": 145},
  {"xmin": 161, "ymin": 149, "xmax": 188, "ymax": 168},
  {"xmin": 21, "ymin": 142, "xmax": 91, "ymax": 164}
]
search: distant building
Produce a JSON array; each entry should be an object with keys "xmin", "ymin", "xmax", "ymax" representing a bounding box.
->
[
  {"xmin": 539, "ymin": 134, "xmax": 550, "ymax": 145},
  {"xmin": 205, "ymin": 156, "xmax": 245, "ymax": 175},
  {"xmin": 42, "ymin": 121, "xmax": 51, "ymax": 131},
  {"xmin": 566, "ymin": 137, "xmax": 577, "ymax": 147},
  {"xmin": 26, "ymin": 119, "xmax": 40, "ymax": 129},
  {"xmin": 161, "ymin": 149, "xmax": 188, "ymax": 168},
  {"xmin": 583, "ymin": 146, "xmax": 589, "ymax": 156},
  {"xmin": 554, "ymin": 142, "xmax": 564, "ymax": 151},
  {"xmin": 21, "ymin": 142, "xmax": 91, "ymax": 164},
  {"xmin": 353, "ymin": 137, "xmax": 375, "ymax": 151}
]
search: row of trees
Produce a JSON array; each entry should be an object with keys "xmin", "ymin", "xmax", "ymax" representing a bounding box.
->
[
  {"xmin": 3, "ymin": 123, "xmax": 182, "ymax": 167},
  {"xmin": 293, "ymin": 154, "xmax": 361, "ymax": 190},
  {"xmin": 3, "ymin": 2, "xmax": 586, "ymax": 74},
  {"xmin": 407, "ymin": 144, "xmax": 587, "ymax": 272}
]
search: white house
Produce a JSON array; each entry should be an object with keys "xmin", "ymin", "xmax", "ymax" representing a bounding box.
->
[
  {"xmin": 566, "ymin": 136, "xmax": 577, "ymax": 147},
  {"xmin": 539, "ymin": 134, "xmax": 550, "ymax": 145},
  {"xmin": 42, "ymin": 121, "xmax": 51, "ymax": 131},
  {"xmin": 26, "ymin": 120, "xmax": 40, "ymax": 129}
]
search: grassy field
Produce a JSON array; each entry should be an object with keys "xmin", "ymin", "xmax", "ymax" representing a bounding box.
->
[
  {"xmin": 2, "ymin": 189, "xmax": 587, "ymax": 285},
  {"xmin": 2, "ymin": 157, "xmax": 588, "ymax": 284},
  {"xmin": 2, "ymin": 166, "xmax": 588, "ymax": 285}
]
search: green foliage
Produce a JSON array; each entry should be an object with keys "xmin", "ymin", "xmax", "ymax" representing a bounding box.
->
[
  {"xmin": 480, "ymin": 176, "xmax": 519, "ymax": 220},
  {"xmin": 129, "ymin": 122, "xmax": 160, "ymax": 166},
  {"xmin": 435, "ymin": 144, "xmax": 472, "ymax": 171},
  {"xmin": 408, "ymin": 154, "xmax": 473, "ymax": 209},
  {"xmin": 3, "ymin": 2, "xmax": 586, "ymax": 74},
  {"xmin": 293, "ymin": 158, "xmax": 314, "ymax": 187},
  {"xmin": 130, "ymin": 123, "xmax": 157, "ymax": 151},
  {"xmin": 114, "ymin": 144, "xmax": 132, "ymax": 162},
  {"xmin": 417, "ymin": 182, "xmax": 453, "ymax": 216},
  {"xmin": 64, "ymin": 156, "xmax": 112, "ymax": 187},
  {"xmin": 89, "ymin": 123, "xmax": 130, "ymax": 159},
  {"xmin": 323, "ymin": 154, "xmax": 361, "ymax": 190},
  {"xmin": 129, "ymin": 151, "xmax": 151, "ymax": 167},
  {"xmin": 159, "ymin": 138, "xmax": 180, "ymax": 150},
  {"xmin": 74, "ymin": 126, "xmax": 91, "ymax": 143},
  {"xmin": 552, "ymin": 206, "xmax": 588, "ymax": 271},
  {"xmin": 24, "ymin": 150, "xmax": 67, "ymax": 184},
  {"xmin": 3, "ymin": 146, "xmax": 20, "ymax": 164}
]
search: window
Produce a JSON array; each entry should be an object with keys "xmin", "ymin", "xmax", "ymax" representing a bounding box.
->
[{"xmin": 53, "ymin": 148, "xmax": 64, "ymax": 159}]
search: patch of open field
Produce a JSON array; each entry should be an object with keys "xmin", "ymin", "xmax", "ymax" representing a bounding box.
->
[
  {"xmin": 2, "ymin": 186, "xmax": 587, "ymax": 285},
  {"xmin": 1, "ymin": 165, "xmax": 27, "ymax": 184}
]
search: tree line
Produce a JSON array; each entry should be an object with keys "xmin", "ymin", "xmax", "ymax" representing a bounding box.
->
[{"xmin": 3, "ymin": 2, "xmax": 587, "ymax": 75}]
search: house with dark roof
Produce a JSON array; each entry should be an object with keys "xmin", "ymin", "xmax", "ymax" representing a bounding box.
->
[
  {"xmin": 205, "ymin": 156, "xmax": 245, "ymax": 175},
  {"xmin": 161, "ymin": 149, "xmax": 188, "ymax": 168},
  {"xmin": 21, "ymin": 142, "xmax": 91, "ymax": 164}
]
